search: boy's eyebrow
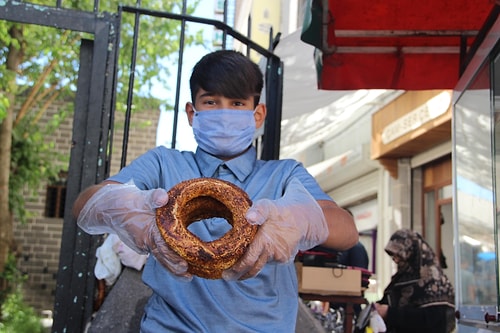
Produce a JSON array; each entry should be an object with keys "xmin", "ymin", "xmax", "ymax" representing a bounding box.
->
[
  {"xmin": 198, "ymin": 91, "xmax": 256, "ymax": 101},
  {"xmin": 198, "ymin": 91, "xmax": 217, "ymax": 98}
]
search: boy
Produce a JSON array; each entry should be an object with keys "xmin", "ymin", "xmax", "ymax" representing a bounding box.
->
[{"xmin": 74, "ymin": 50, "xmax": 358, "ymax": 332}]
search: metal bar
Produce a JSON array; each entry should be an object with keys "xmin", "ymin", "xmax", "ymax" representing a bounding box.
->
[
  {"xmin": 261, "ymin": 57, "xmax": 283, "ymax": 160},
  {"xmin": 52, "ymin": 39, "xmax": 97, "ymax": 333},
  {"xmin": 170, "ymin": 0, "xmax": 188, "ymax": 150},
  {"xmin": 0, "ymin": 1, "xmax": 97, "ymax": 33},
  {"xmin": 89, "ymin": 18, "xmax": 117, "ymax": 182},
  {"xmin": 247, "ymin": 14, "xmax": 252, "ymax": 57},
  {"xmin": 222, "ymin": 0, "xmax": 228, "ymax": 49},
  {"xmin": 119, "ymin": 5, "xmax": 277, "ymax": 59},
  {"xmin": 460, "ymin": 5, "xmax": 500, "ymax": 75},
  {"xmin": 120, "ymin": 6, "xmax": 142, "ymax": 168},
  {"xmin": 333, "ymin": 30, "xmax": 480, "ymax": 38},
  {"xmin": 268, "ymin": 26, "xmax": 273, "ymax": 50},
  {"xmin": 104, "ymin": 10, "xmax": 122, "ymax": 178},
  {"xmin": 459, "ymin": 35, "xmax": 468, "ymax": 78}
]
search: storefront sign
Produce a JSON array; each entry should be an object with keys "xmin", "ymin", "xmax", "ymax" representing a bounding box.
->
[{"xmin": 381, "ymin": 91, "xmax": 451, "ymax": 144}]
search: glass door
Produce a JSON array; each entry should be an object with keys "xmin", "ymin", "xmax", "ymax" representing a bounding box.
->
[{"xmin": 453, "ymin": 48, "xmax": 498, "ymax": 327}]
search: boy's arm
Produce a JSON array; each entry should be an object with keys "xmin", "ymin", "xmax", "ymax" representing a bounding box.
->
[
  {"xmin": 72, "ymin": 180, "xmax": 120, "ymax": 218},
  {"xmin": 318, "ymin": 200, "xmax": 359, "ymax": 251}
]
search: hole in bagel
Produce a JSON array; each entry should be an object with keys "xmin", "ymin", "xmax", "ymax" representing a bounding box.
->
[{"xmin": 184, "ymin": 196, "xmax": 234, "ymax": 242}]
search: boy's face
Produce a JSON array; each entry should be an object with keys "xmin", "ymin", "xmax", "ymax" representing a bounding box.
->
[{"xmin": 185, "ymin": 89, "xmax": 266, "ymax": 129}]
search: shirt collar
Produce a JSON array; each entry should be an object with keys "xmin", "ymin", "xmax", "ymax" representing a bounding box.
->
[{"xmin": 195, "ymin": 146, "xmax": 256, "ymax": 182}]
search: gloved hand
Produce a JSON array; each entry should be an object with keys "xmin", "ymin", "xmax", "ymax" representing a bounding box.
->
[
  {"xmin": 77, "ymin": 181, "xmax": 191, "ymax": 279},
  {"xmin": 222, "ymin": 178, "xmax": 328, "ymax": 280}
]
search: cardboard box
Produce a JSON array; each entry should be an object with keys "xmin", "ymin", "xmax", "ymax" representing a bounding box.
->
[{"xmin": 295, "ymin": 263, "xmax": 362, "ymax": 296}]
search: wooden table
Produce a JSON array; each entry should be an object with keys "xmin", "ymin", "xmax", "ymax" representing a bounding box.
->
[{"xmin": 300, "ymin": 293, "xmax": 368, "ymax": 333}]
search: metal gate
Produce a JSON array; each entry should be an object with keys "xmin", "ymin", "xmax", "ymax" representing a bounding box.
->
[{"xmin": 0, "ymin": 1, "xmax": 283, "ymax": 332}]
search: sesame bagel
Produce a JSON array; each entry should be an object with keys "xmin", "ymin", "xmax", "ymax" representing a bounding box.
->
[{"xmin": 156, "ymin": 178, "xmax": 257, "ymax": 279}]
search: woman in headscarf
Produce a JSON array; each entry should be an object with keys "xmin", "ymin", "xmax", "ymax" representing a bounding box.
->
[{"xmin": 374, "ymin": 229, "xmax": 455, "ymax": 333}]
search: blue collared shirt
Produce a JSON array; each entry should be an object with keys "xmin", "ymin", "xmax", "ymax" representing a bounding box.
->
[{"xmin": 108, "ymin": 146, "xmax": 332, "ymax": 332}]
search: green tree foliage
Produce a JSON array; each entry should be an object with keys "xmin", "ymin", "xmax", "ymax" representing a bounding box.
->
[
  {"xmin": 0, "ymin": 289, "xmax": 44, "ymax": 333},
  {"xmin": 0, "ymin": 254, "xmax": 44, "ymax": 332}
]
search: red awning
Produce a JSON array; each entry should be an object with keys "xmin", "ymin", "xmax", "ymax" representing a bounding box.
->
[{"xmin": 301, "ymin": 0, "xmax": 497, "ymax": 90}]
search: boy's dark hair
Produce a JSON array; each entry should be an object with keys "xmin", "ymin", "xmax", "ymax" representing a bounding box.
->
[{"xmin": 189, "ymin": 50, "xmax": 264, "ymax": 106}]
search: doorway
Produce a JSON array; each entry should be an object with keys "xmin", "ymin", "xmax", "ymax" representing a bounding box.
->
[{"xmin": 422, "ymin": 155, "xmax": 454, "ymax": 284}]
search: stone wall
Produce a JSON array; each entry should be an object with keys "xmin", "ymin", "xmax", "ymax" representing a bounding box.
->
[{"xmin": 13, "ymin": 101, "xmax": 162, "ymax": 313}]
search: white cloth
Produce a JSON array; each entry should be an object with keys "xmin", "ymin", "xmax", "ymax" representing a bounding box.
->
[
  {"xmin": 111, "ymin": 234, "xmax": 148, "ymax": 271},
  {"xmin": 94, "ymin": 234, "xmax": 148, "ymax": 286},
  {"xmin": 95, "ymin": 234, "xmax": 122, "ymax": 286}
]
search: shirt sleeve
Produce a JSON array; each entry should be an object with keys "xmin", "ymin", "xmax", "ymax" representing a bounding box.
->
[
  {"xmin": 286, "ymin": 160, "xmax": 333, "ymax": 202},
  {"xmin": 108, "ymin": 148, "xmax": 163, "ymax": 189}
]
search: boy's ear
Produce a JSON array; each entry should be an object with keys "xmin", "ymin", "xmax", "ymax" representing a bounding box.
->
[
  {"xmin": 186, "ymin": 102, "xmax": 195, "ymax": 126},
  {"xmin": 254, "ymin": 103, "xmax": 267, "ymax": 129}
]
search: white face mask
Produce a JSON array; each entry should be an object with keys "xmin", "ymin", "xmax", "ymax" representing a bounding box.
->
[{"xmin": 191, "ymin": 108, "xmax": 256, "ymax": 158}]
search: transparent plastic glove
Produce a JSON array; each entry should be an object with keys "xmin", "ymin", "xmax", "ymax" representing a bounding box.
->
[
  {"xmin": 222, "ymin": 178, "xmax": 328, "ymax": 280},
  {"xmin": 77, "ymin": 182, "xmax": 191, "ymax": 279}
]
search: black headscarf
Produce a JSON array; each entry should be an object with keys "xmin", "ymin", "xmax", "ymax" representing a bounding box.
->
[{"xmin": 382, "ymin": 229, "xmax": 455, "ymax": 308}]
